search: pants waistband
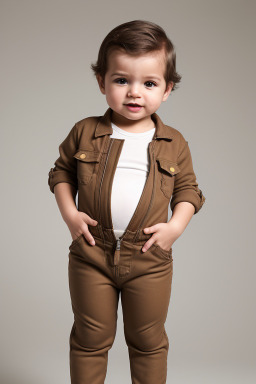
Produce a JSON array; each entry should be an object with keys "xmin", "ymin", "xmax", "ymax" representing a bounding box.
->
[{"xmin": 89, "ymin": 223, "xmax": 152, "ymax": 246}]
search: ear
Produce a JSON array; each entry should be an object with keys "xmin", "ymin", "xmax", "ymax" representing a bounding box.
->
[
  {"xmin": 162, "ymin": 82, "xmax": 173, "ymax": 102},
  {"xmin": 96, "ymin": 74, "xmax": 106, "ymax": 95}
]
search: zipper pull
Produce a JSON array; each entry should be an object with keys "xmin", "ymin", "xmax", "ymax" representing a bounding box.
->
[
  {"xmin": 114, "ymin": 238, "xmax": 121, "ymax": 265},
  {"xmin": 116, "ymin": 238, "xmax": 121, "ymax": 250}
]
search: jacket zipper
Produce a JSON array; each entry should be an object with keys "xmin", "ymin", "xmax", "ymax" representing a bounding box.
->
[
  {"xmin": 133, "ymin": 143, "xmax": 156, "ymax": 243},
  {"xmin": 98, "ymin": 137, "xmax": 114, "ymax": 238},
  {"xmin": 114, "ymin": 238, "xmax": 121, "ymax": 276},
  {"xmin": 98, "ymin": 137, "xmax": 125, "ymax": 274}
]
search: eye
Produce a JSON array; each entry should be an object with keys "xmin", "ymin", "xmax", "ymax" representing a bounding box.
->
[
  {"xmin": 114, "ymin": 78, "xmax": 127, "ymax": 85},
  {"xmin": 145, "ymin": 81, "xmax": 157, "ymax": 88}
]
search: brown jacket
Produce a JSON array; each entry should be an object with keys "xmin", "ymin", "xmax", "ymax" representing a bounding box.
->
[{"xmin": 48, "ymin": 107, "xmax": 205, "ymax": 244}]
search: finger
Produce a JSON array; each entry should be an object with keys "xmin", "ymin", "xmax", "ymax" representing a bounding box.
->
[
  {"xmin": 143, "ymin": 226, "xmax": 156, "ymax": 234},
  {"xmin": 88, "ymin": 217, "xmax": 98, "ymax": 226},
  {"xmin": 91, "ymin": 219, "xmax": 98, "ymax": 226},
  {"xmin": 84, "ymin": 231, "xmax": 96, "ymax": 246},
  {"xmin": 141, "ymin": 239, "xmax": 155, "ymax": 253},
  {"xmin": 82, "ymin": 212, "xmax": 98, "ymax": 226}
]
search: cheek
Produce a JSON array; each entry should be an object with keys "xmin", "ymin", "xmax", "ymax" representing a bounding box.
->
[
  {"xmin": 148, "ymin": 90, "xmax": 164, "ymax": 105},
  {"xmin": 145, "ymin": 93, "xmax": 160, "ymax": 107},
  {"xmin": 106, "ymin": 85, "xmax": 124, "ymax": 102}
]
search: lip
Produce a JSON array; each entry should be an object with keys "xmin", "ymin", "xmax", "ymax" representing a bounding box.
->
[
  {"xmin": 125, "ymin": 103, "xmax": 143, "ymax": 112},
  {"xmin": 125, "ymin": 103, "xmax": 142, "ymax": 107},
  {"xmin": 125, "ymin": 104, "xmax": 142, "ymax": 112}
]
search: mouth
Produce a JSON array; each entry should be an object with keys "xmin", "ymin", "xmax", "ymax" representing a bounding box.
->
[
  {"xmin": 126, "ymin": 103, "xmax": 142, "ymax": 107},
  {"xmin": 125, "ymin": 103, "xmax": 143, "ymax": 112}
]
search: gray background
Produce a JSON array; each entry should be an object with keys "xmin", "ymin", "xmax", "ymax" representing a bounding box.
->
[{"xmin": 1, "ymin": 0, "xmax": 255, "ymax": 383}]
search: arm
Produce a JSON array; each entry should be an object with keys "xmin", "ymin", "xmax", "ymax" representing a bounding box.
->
[
  {"xmin": 53, "ymin": 183, "xmax": 78, "ymax": 224},
  {"xmin": 142, "ymin": 140, "xmax": 205, "ymax": 252},
  {"xmin": 166, "ymin": 201, "xmax": 195, "ymax": 241},
  {"xmin": 48, "ymin": 125, "xmax": 98, "ymax": 244},
  {"xmin": 170, "ymin": 140, "xmax": 205, "ymax": 215},
  {"xmin": 48, "ymin": 124, "xmax": 78, "ymax": 194},
  {"xmin": 165, "ymin": 140, "xmax": 205, "ymax": 243}
]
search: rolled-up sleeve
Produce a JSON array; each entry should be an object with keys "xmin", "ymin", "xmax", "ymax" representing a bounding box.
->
[
  {"xmin": 48, "ymin": 124, "xmax": 78, "ymax": 194},
  {"xmin": 170, "ymin": 140, "xmax": 206, "ymax": 214}
]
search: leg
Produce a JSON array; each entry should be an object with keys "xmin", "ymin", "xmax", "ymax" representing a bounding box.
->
[
  {"xmin": 121, "ymin": 251, "xmax": 173, "ymax": 384},
  {"xmin": 68, "ymin": 240, "xmax": 120, "ymax": 384}
]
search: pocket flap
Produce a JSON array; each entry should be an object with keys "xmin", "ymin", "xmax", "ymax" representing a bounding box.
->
[
  {"xmin": 73, "ymin": 150, "xmax": 101, "ymax": 162},
  {"xmin": 156, "ymin": 158, "xmax": 180, "ymax": 176}
]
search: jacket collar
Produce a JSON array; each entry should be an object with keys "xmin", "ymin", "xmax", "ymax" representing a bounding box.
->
[{"xmin": 94, "ymin": 107, "xmax": 173, "ymax": 140}]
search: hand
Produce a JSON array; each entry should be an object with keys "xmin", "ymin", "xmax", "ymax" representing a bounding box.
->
[
  {"xmin": 142, "ymin": 221, "xmax": 182, "ymax": 253},
  {"xmin": 65, "ymin": 211, "xmax": 98, "ymax": 246}
]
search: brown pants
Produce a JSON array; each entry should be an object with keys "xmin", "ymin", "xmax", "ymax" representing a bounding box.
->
[{"xmin": 68, "ymin": 224, "xmax": 174, "ymax": 384}]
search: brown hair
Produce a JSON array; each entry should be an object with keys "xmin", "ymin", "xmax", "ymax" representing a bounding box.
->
[{"xmin": 90, "ymin": 20, "xmax": 182, "ymax": 92}]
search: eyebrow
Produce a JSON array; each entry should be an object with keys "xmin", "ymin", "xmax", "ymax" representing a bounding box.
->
[{"xmin": 111, "ymin": 72, "xmax": 162, "ymax": 81}]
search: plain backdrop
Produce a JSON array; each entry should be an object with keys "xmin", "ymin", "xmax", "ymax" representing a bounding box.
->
[{"xmin": 1, "ymin": 0, "xmax": 255, "ymax": 383}]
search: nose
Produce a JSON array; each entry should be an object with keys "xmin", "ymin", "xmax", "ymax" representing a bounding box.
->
[{"xmin": 127, "ymin": 83, "xmax": 141, "ymax": 98}]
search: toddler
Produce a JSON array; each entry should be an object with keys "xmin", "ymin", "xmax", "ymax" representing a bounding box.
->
[{"xmin": 48, "ymin": 19, "xmax": 206, "ymax": 384}]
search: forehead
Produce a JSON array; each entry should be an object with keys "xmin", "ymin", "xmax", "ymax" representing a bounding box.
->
[{"xmin": 107, "ymin": 48, "xmax": 166, "ymax": 76}]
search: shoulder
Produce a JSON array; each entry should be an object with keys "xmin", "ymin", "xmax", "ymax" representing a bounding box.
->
[
  {"xmin": 72, "ymin": 114, "xmax": 102, "ymax": 141},
  {"xmin": 164, "ymin": 123, "xmax": 188, "ymax": 153},
  {"xmin": 74, "ymin": 115, "xmax": 101, "ymax": 131},
  {"xmin": 75, "ymin": 115, "xmax": 101, "ymax": 127}
]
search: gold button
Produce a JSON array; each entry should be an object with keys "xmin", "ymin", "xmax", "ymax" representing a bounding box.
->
[
  {"xmin": 170, "ymin": 167, "xmax": 175, "ymax": 172},
  {"xmin": 80, "ymin": 153, "xmax": 86, "ymax": 159}
]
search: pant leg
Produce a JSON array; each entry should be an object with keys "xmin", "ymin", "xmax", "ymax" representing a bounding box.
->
[
  {"xmin": 120, "ymin": 244, "xmax": 174, "ymax": 384},
  {"xmin": 68, "ymin": 235, "xmax": 120, "ymax": 384}
]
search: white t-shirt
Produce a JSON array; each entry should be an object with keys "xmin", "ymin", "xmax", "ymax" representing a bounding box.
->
[{"xmin": 110, "ymin": 122, "xmax": 156, "ymax": 239}]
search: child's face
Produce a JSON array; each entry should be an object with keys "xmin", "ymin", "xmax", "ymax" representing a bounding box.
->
[{"xmin": 97, "ymin": 48, "xmax": 173, "ymax": 126}]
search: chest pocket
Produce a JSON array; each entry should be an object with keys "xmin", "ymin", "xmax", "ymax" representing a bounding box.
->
[
  {"xmin": 73, "ymin": 150, "xmax": 101, "ymax": 185},
  {"xmin": 156, "ymin": 158, "xmax": 180, "ymax": 199}
]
